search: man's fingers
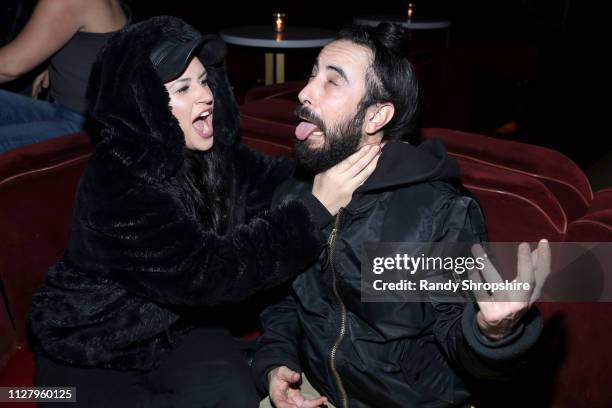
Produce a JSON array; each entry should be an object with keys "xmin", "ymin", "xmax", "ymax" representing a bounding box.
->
[
  {"xmin": 300, "ymin": 396, "xmax": 329, "ymax": 407},
  {"xmin": 468, "ymin": 266, "xmax": 492, "ymax": 303},
  {"xmin": 269, "ymin": 387, "xmax": 294, "ymax": 408},
  {"xmin": 286, "ymin": 388, "xmax": 328, "ymax": 408},
  {"xmin": 270, "ymin": 395, "xmax": 295, "ymax": 408},
  {"xmin": 471, "ymin": 244, "xmax": 502, "ymax": 284},
  {"xmin": 516, "ymin": 242, "xmax": 535, "ymax": 287},
  {"xmin": 277, "ymin": 366, "xmax": 301, "ymax": 384},
  {"xmin": 530, "ymin": 239, "xmax": 551, "ymax": 306}
]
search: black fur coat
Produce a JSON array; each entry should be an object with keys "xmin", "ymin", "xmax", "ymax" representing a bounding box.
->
[{"xmin": 29, "ymin": 16, "xmax": 327, "ymax": 371}]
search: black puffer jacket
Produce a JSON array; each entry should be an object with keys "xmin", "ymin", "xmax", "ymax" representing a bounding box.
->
[
  {"xmin": 28, "ymin": 16, "xmax": 330, "ymax": 371},
  {"xmin": 253, "ymin": 140, "xmax": 542, "ymax": 408}
]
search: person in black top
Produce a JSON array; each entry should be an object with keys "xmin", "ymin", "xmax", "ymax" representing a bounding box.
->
[
  {"xmin": 29, "ymin": 16, "xmax": 381, "ymax": 407},
  {"xmin": 254, "ymin": 23, "xmax": 551, "ymax": 408},
  {"xmin": 0, "ymin": 0, "xmax": 128, "ymax": 153}
]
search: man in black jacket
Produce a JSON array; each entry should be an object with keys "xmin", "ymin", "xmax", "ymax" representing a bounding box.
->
[{"xmin": 253, "ymin": 23, "xmax": 550, "ymax": 408}]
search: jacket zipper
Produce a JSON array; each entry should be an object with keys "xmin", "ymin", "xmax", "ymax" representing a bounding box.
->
[{"xmin": 327, "ymin": 209, "xmax": 349, "ymax": 408}]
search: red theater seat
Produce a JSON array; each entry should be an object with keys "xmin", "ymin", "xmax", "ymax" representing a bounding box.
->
[
  {"xmin": 566, "ymin": 209, "xmax": 612, "ymax": 242},
  {"xmin": 0, "ymin": 132, "xmax": 93, "ymax": 406},
  {"xmin": 243, "ymin": 80, "xmax": 304, "ymax": 104},
  {"xmin": 0, "ymin": 295, "xmax": 17, "ymax": 374},
  {"xmin": 588, "ymin": 187, "xmax": 612, "ymax": 215},
  {"xmin": 240, "ymin": 135, "xmax": 292, "ymax": 158},
  {"xmin": 421, "ymin": 128, "xmax": 598, "ymax": 221},
  {"xmin": 240, "ymin": 98, "xmax": 299, "ymax": 148},
  {"xmin": 457, "ymin": 159, "xmax": 567, "ymax": 242}
]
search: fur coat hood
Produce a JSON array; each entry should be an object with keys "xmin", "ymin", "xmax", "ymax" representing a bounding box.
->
[{"xmin": 85, "ymin": 15, "xmax": 240, "ymax": 182}]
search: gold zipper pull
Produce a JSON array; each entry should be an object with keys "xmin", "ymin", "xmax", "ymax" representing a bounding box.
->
[
  {"xmin": 325, "ymin": 228, "xmax": 337, "ymax": 269},
  {"xmin": 325, "ymin": 209, "xmax": 343, "ymax": 268},
  {"xmin": 328, "ymin": 227, "xmax": 337, "ymax": 248}
]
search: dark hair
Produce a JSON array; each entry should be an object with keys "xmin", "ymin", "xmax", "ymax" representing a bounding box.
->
[
  {"xmin": 175, "ymin": 147, "xmax": 227, "ymax": 234},
  {"xmin": 338, "ymin": 23, "xmax": 419, "ymax": 142}
]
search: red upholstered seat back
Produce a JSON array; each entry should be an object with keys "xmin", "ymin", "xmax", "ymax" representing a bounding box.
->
[
  {"xmin": 421, "ymin": 128, "xmax": 593, "ymax": 221},
  {"xmin": 0, "ymin": 133, "xmax": 92, "ymax": 345},
  {"xmin": 565, "ymin": 209, "xmax": 612, "ymax": 242},
  {"xmin": 0, "ymin": 295, "xmax": 17, "ymax": 371},
  {"xmin": 243, "ymin": 80, "xmax": 305, "ymax": 104},
  {"xmin": 240, "ymin": 98, "xmax": 298, "ymax": 149},
  {"xmin": 536, "ymin": 210, "xmax": 612, "ymax": 407},
  {"xmin": 588, "ymin": 187, "xmax": 612, "ymax": 215},
  {"xmin": 457, "ymin": 159, "xmax": 567, "ymax": 242},
  {"xmin": 240, "ymin": 137, "xmax": 292, "ymax": 158},
  {"xmin": 535, "ymin": 301, "xmax": 612, "ymax": 407}
]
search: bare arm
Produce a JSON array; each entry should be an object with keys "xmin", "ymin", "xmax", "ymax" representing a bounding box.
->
[{"xmin": 0, "ymin": 0, "xmax": 84, "ymax": 82}]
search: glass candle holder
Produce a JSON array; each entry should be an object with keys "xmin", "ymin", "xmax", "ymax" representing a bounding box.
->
[{"xmin": 273, "ymin": 13, "xmax": 286, "ymax": 33}]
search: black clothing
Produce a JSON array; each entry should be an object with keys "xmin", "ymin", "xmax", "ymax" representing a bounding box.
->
[
  {"xmin": 29, "ymin": 16, "xmax": 330, "ymax": 373},
  {"xmin": 253, "ymin": 140, "xmax": 542, "ymax": 408},
  {"xmin": 49, "ymin": 30, "xmax": 118, "ymax": 113},
  {"xmin": 36, "ymin": 328, "xmax": 259, "ymax": 408}
]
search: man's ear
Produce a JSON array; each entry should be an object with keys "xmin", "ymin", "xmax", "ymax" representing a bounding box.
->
[{"xmin": 365, "ymin": 103, "xmax": 395, "ymax": 135}]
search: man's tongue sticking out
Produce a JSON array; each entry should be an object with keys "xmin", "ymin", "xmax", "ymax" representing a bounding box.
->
[{"xmin": 295, "ymin": 122, "xmax": 320, "ymax": 141}]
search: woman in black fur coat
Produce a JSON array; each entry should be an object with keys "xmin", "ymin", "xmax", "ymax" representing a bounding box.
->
[{"xmin": 28, "ymin": 16, "xmax": 380, "ymax": 407}]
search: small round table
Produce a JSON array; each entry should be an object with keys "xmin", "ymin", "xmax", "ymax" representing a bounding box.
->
[
  {"xmin": 220, "ymin": 26, "xmax": 337, "ymax": 84},
  {"xmin": 353, "ymin": 15, "xmax": 451, "ymax": 47}
]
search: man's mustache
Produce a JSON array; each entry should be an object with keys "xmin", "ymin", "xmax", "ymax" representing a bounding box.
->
[{"xmin": 294, "ymin": 105, "xmax": 326, "ymax": 134}]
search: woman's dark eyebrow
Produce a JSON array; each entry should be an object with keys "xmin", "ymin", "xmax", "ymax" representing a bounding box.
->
[
  {"xmin": 169, "ymin": 71, "xmax": 206, "ymax": 90},
  {"xmin": 326, "ymin": 65, "xmax": 349, "ymax": 84}
]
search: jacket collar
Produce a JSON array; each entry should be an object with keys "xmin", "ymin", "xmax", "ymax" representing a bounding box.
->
[{"xmin": 356, "ymin": 139, "xmax": 460, "ymax": 194}]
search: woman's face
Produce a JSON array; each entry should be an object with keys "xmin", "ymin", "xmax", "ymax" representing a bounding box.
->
[{"xmin": 164, "ymin": 57, "xmax": 214, "ymax": 151}]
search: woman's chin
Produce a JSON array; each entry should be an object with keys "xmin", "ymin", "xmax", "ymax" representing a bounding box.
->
[{"xmin": 186, "ymin": 134, "xmax": 214, "ymax": 151}]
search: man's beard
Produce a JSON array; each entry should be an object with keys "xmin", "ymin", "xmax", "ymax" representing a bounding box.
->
[{"xmin": 293, "ymin": 103, "xmax": 367, "ymax": 174}]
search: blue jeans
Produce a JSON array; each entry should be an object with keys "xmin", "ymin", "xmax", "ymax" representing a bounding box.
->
[{"xmin": 0, "ymin": 90, "xmax": 86, "ymax": 154}]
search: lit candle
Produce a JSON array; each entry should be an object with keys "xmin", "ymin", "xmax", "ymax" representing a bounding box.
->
[
  {"xmin": 273, "ymin": 13, "xmax": 285, "ymax": 33},
  {"xmin": 407, "ymin": 3, "xmax": 415, "ymax": 21}
]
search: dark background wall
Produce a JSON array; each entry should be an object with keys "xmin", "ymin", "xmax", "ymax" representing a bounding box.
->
[
  {"xmin": 131, "ymin": 0, "xmax": 605, "ymax": 168},
  {"xmin": 1, "ymin": 0, "xmax": 606, "ymax": 169}
]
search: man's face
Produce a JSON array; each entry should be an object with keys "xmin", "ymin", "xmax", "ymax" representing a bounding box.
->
[{"xmin": 294, "ymin": 40, "xmax": 373, "ymax": 173}]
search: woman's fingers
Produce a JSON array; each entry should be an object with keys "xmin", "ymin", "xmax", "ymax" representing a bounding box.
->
[
  {"xmin": 351, "ymin": 151, "xmax": 381, "ymax": 188},
  {"xmin": 333, "ymin": 145, "xmax": 372, "ymax": 173},
  {"xmin": 311, "ymin": 143, "xmax": 382, "ymax": 215},
  {"xmin": 342, "ymin": 144, "xmax": 381, "ymax": 178},
  {"xmin": 335, "ymin": 144, "xmax": 378, "ymax": 174}
]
